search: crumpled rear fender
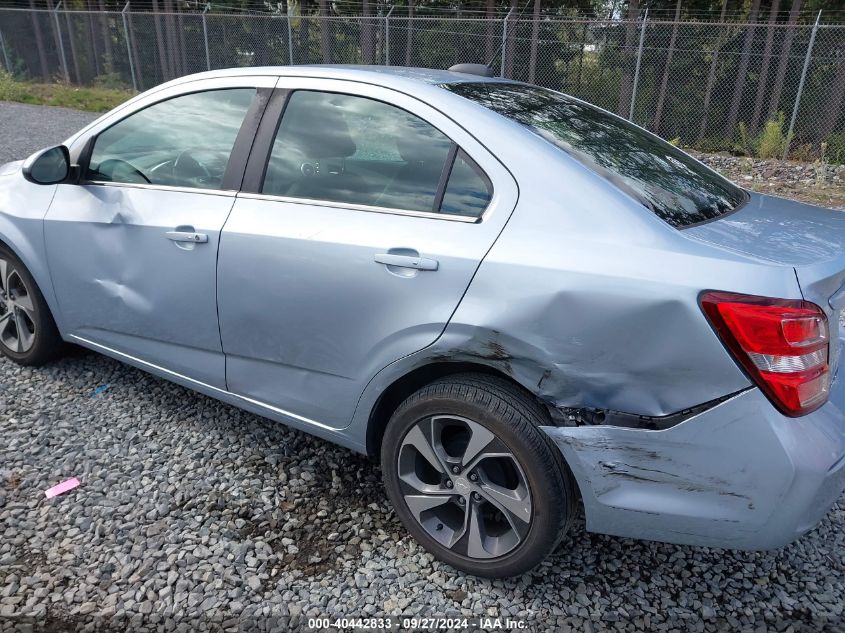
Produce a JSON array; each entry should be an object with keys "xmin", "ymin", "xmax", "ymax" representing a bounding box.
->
[{"xmin": 543, "ymin": 385, "xmax": 845, "ymax": 549}]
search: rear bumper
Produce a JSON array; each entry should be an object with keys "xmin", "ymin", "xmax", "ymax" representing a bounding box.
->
[{"xmin": 542, "ymin": 376, "xmax": 845, "ymax": 550}]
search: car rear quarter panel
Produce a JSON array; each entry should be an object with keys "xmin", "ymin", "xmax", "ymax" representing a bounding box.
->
[{"xmin": 434, "ymin": 133, "xmax": 809, "ymax": 417}]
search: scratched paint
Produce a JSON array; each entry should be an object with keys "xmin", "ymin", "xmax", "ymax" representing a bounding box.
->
[{"xmin": 541, "ymin": 387, "xmax": 845, "ymax": 549}]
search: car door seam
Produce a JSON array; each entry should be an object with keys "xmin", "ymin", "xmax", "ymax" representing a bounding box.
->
[
  {"xmin": 40, "ymin": 184, "xmax": 69, "ymax": 328},
  {"xmin": 217, "ymin": 77, "xmax": 282, "ymax": 392}
]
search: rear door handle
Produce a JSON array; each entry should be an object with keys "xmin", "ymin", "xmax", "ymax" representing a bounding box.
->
[
  {"xmin": 166, "ymin": 231, "xmax": 208, "ymax": 244},
  {"xmin": 374, "ymin": 253, "xmax": 439, "ymax": 271}
]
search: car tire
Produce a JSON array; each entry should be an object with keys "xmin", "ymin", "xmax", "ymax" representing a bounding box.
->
[
  {"xmin": 0, "ymin": 246, "xmax": 63, "ymax": 366},
  {"xmin": 381, "ymin": 372, "xmax": 577, "ymax": 578}
]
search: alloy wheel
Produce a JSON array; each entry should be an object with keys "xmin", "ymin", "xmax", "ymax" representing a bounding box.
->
[
  {"xmin": 397, "ymin": 415, "xmax": 533, "ymax": 560},
  {"xmin": 0, "ymin": 257, "xmax": 37, "ymax": 354}
]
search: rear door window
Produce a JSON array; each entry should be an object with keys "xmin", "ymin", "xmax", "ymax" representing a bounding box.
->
[
  {"xmin": 262, "ymin": 90, "xmax": 492, "ymax": 219},
  {"xmin": 263, "ymin": 91, "xmax": 452, "ymax": 212}
]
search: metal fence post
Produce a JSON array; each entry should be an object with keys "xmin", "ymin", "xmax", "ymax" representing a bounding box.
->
[
  {"xmin": 629, "ymin": 8, "xmax": 648, "ymax": 122},
  {"xmin": 384, "ymin": 5, "xmax": 394, "ymax": 65},
  {"xmin": 121, "ymin": 2, "xmax": 137, "ymax": 91},
  {"xmin": 286, "ymin": 4, "xmax": 294, "ymax": 65},
  {"xmin": 499, "ymin": 7, "xmax": 513, "ymax": 78},
  {"xmin": 202, "ymin": 3, "xmax": 211, "ymax": 71},
  {"xmin": 783, "ymin": 10, "xmax": 821, "ymax": 160},
  {"xmin": 53, "ymin": 1, "xmax": 70, "ymax": 82},
  {"xmin": 0, "ymin": 29, "xmax": 10, "ymax": 74}
]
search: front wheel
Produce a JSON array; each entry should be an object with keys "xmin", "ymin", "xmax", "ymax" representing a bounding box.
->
[
  {"xmin": 381, "ymin": 373, "xmax": 577, "ymax": 577},
  {"xmin": 0, "ymin": 246, "xmax": 63, "ymax": 366}
]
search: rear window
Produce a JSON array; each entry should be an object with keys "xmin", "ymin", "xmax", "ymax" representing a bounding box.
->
[{"xmin": 443, "ymin": 82, "xmax": 746, "ymax": 228}]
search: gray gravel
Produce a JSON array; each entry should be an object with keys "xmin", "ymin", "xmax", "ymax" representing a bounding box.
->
[
  {"xmin": 0, "ymin": 102, "xmax": 98, "ymax": 165},
  {"xmin": 2, "ymin": 102, "xmax": 845, "ymax": 632},
  {"xmin": 3, "ymin": 353, "xmax": 844, "ymax": 633},
  {"xmin": 692, "ymin": 151, "xmax": 845, "ymax": 211}
]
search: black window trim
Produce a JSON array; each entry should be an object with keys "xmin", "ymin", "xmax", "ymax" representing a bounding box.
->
[
  {"xmin": 239, "ymin": 87, "xmax": 494, "ymax": 223},
  {"xmin": 78, "ymin": 86, "xmax": 270, "ymax": 196},
  {"xmin": 241, "ymin": 87, "xmax": 292, "ymax": 194},
  {"xmin": 432, "ymin": 142, "xmax": 459, "ymax": 214}
]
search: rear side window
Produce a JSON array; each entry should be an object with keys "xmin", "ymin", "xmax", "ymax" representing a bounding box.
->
[
  {"xmin": 87, "ymin": 88, "xmax": 255, "ymax": 190},
  {"xmin": 444, "ymin": 82, "xmax": 746, "ymax": 228},
  {"xmin": 262, "ymin": 90, "xmax": 491, "ymax": 218},
  {"xmin": 440, "ymin": 150, "xmax": 492, "ymax": 217}
]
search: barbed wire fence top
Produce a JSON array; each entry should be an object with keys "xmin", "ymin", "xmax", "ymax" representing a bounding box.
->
[{"xmin": 1, "ymin": 7, "xmax": 844, "ymax": 162}]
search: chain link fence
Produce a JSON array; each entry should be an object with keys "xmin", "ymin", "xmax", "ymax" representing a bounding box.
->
[{"xmin": 1, "ymin": 8, "xmax": 844, "ymax": 161}]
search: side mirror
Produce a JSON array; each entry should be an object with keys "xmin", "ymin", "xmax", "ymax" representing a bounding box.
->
[{"xmin": 22, "ymin": 145, "xmax": 73, "ymax": 185}]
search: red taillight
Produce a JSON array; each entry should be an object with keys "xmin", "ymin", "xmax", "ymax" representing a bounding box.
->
[{"xmin": 700, "ymin": 291, "xmax": 831, "ymax": 417}]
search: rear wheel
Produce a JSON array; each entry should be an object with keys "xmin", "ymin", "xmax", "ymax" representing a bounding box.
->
[
  {"xmin": 381, "ymin": 373, "xmax": 577, "ymax": 577},
  {"xmin": 0, "ymin": 247, "xmax": 62, "ymax": 366}
]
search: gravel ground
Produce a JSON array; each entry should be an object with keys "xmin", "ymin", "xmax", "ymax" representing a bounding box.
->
[
  {"xmin": 692, "ymin": 151, "xmax": 845, "ymax": 211},
  {"xmin": 2, "ymin": 102, "xmax": 845, "ymax": 632},
  {"xmin": 0, "ymin": 102, "xmax": 98, "ymax": 165}
]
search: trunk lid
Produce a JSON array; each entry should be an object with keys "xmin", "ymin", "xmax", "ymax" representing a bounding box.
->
[{"xmin": 685, "ymin": 192, "xmax": 845, "ymax": 373}]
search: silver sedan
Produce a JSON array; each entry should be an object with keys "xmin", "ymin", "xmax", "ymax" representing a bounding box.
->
[{"xmin": 2, "ymin": 65, "xmax": 845, "ymax": 577}]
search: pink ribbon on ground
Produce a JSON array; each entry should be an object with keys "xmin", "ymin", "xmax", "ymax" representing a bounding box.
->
[{"xmin": 44, "ymin": 478, "xmax": 80, "ymax": 498}]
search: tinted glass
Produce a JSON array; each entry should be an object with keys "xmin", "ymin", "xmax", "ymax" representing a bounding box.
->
[
  {"xmin": 441, "ymin": 151, "xmax": 492, "ymax": 217},
  {"xmin": 87, "ymin": 88, "xmax": 255, "ymax": 190},
  {"xmin": 445, "ymin": 83, "xmax": 746, "ymax": 228},
  {"xmin": 263, "ymin": 91, "xmax": 453, "ymax": 212}
]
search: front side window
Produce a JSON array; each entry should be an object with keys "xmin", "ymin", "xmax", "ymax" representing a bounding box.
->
[
  {"xmin": 444, "ymin": 82, "xmax": 746, "ymax": 228},
  {"xmin": 87, "ymin": 88, "xmax": 256, "ymax": 190},
  {"xmin": 262, "ymin": 91, "xmax": 490, "ymax": 217}
]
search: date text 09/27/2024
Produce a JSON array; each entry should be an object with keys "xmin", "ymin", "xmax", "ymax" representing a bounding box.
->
[{"xmin": 306, "ymin": 617, "xmax": 529, "ymax": 630}]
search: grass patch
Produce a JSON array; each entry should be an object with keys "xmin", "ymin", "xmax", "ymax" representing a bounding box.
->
[
  {"xmin": 757, "ymin": 112, "xmax": 789, "ymax": 159},
  {"xmin": 0, "ymin": 72, "xmax": 134, "ymax": 112}
]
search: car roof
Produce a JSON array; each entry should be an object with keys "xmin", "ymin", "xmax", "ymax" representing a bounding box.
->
[
  {"xmin": 166, "ymin": 64, "xmax": 514, "ymax": 92},
  {"xmin": 64, "ymin": 64, "xmax": 524, "ymax": 157}
]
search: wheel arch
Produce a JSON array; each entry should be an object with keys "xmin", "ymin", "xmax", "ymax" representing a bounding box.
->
[
  {"xmin": 0, "ymin": 229, "xmax": 64, "ymax": 334},
  {"xmin": 0, "ymin": 232, "xmax": 26, "ymax": 265},
  {"xmin": 365, "ymin": 360, "xmax": 554, "ymax": 459},
  {"xmin": 0, "ymin": 222, "xmax": 38, "ymax": 269}
]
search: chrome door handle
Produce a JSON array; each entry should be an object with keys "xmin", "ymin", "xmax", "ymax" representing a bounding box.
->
[
  {"xmin": 166, "ymin": 231, "xmax": 208, "ymax": 244},
  {"xmin": 374, "ymin": 253, "xmax": 439, "ymax": 271}
]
